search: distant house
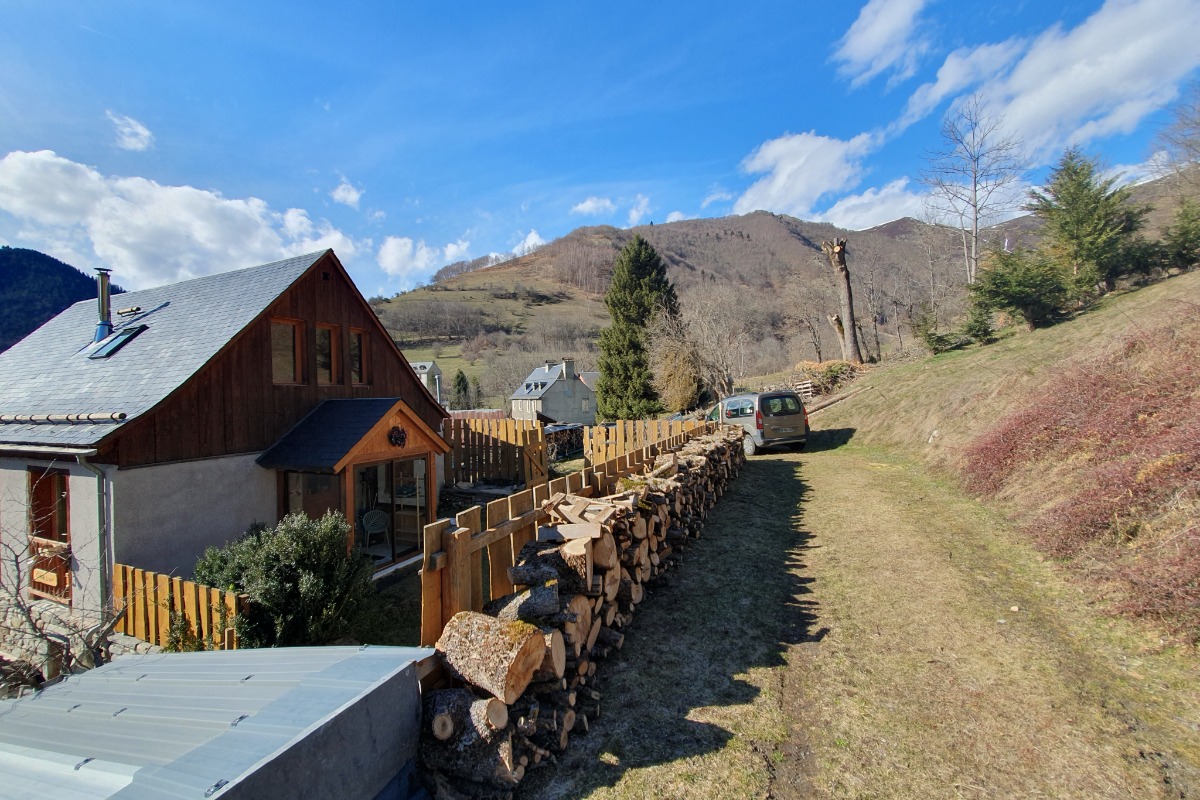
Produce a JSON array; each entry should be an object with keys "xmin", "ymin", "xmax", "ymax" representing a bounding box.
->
[
  {"xmin": 410, "ymin": 360, "xmax": 443, "ymax": 403},
  {"xmin": 510, "ymin": 358, "xmax": 598, "ymax": 424},
  {"xmin": 0, "ymin": 250, "xmax": 450, "ymax": 620}
]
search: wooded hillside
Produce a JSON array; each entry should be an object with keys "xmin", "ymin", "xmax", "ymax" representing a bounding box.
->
[{"xmin": 0, "ymin": 247, "xmax": 122, "ymax": 352}]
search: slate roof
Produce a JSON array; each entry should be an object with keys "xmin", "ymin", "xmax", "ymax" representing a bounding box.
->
[
  {"xmin": 509, "ymin": 363, "xmax": 599, "ymax": 401},
  {"xmin": 0, "ymin": 252, "xmax": 327, "ymax": 450},
  {"xmin": 0, "ymin": 645, "xmax": 432, "ymax": 800},
  {"xmin": 255, "ymin": 397, "xmax": 399, "ymax": 473}
]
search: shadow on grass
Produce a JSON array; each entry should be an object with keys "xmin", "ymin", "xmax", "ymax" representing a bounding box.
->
[
  {"xmin": 804, "ymin": 427, "xmax": 856, "ymax": 452},
  {"xmin": 518, "ymin": 454, "xmax": 822, "ymax": 798}
]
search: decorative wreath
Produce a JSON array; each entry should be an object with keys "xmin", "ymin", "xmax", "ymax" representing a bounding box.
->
[{"xmin": 388, "ymin": 426, "xmax": 408, "ymax": 448}]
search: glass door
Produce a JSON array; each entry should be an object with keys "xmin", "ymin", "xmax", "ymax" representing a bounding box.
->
[{"xmin": 354, "ymin": 456, "xmax": 426, "ymax": 566}]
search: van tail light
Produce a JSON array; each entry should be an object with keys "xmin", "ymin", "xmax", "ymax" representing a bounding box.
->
[
  {"xmin": 803, "ymin": 407, "xmax": 809, "ymax": 425},
  {"xmin": 755, "ymin": 410, "xmax": 763, "ymax": 430}
]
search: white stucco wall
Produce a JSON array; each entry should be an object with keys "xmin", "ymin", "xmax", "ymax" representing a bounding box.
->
[
  {"xmin": 113, "ymin": 452, "xmax": 278, "ymax": 578},
  {"xmin": 0, "ymin": 458, "xmax": 107, "ymax": 621}
]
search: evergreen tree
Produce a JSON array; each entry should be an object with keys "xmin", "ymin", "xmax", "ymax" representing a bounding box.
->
[
  {"xmin": 1164, "ymin": 197, "xmax": 1200, "ymax": 272},
  {"xmin": 971, "ymin": 248, "xmax": 1072, "ymax": 329},
  {"xmin": 1024, "ymin": 147, "xmax": 1147, "ymax": 292},
  {"xmin": 451, "ymin": 369, "xmax": 470, "ymax": 410},
  {"xmin": 596, "ymin": 236, "xmax": 678, "ymax": 420}
]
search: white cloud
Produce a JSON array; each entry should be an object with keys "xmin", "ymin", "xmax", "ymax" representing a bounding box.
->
[
  {"xmin": 330, "ymin": 178, "xmax": 363, "ymax": 209},
  {"xmin": 833, "ymin": 0, "xmax": 929, "ymax": 88},
  {"xmin": 817, "ymin": 178, "xmax": 927, "ymax": 230},
  {"xmin": 965, "ymin": 0, "xmax": 1200, "ymax": 163},
  {"xmin": 0, "ymin": 149, "xmax": 361, "ymax": 289},
  {"xmin": 701, "ymin": 189, "xmax": 733, "ymax": 209},
  {"xmin": 377, "ymin": 236, "xmax": 440, "ymax": 283},
  {"xmin": 105, "ymin": 111, "xmax": 154, "ymax": 151},
  {"xmin": 665, "ymin": 211, "xmax": 689, "ymax": 223},
  {"xmin": 733, "ymin": 131, "xmax": 878, "ymax": 217},
  {"xmin": 570, "ymin": 196, "xmax": 616, "ymax": 216},
  {"xmin": 512, "ymin": 229, "xmax": 545, "ymax": 256},
  {"xmin": 444, "ymin": 239, "xmax": 470, "ymax": 262},
  {"xmin": 627, "ymin": 194, "xmax": 651, "ymax": 226},
  {"xmin": 899, "ymin": 40, "xmax": 1026, "ymax": 129}
]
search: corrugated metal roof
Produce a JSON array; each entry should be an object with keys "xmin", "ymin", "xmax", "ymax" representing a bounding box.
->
[
  {"xmin": 0, "ymin": 252, "xmax": 327, "ymax": 449},
  {"xmin": 0, "ymin": 645, "xmax": 432, "ymax": 800}
]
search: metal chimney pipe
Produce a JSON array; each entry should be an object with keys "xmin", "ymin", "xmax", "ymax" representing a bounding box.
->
[{"xmin": 94, "ymin": 268, "xmax": 113, "ymax": 342}]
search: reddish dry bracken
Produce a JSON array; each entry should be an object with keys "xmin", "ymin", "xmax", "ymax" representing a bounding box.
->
[{"xmin": 962, "ymin": 324, "xmax": 1200, "ymax": 639}]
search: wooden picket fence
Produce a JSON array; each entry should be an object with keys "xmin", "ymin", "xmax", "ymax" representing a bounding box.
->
[
  {"xmin": 443, "ymin": 418, "xmax": 548, "ymax": 487},
  {"xmin": 112, "ymin": 564, "xmax": 249, "ymax": 650},
  {"xmin": 420, "ymin": 422, "xmax": 716, "ymax": 645},
  {"xmin": 583, "ymin": 419, "xmax": 709, "ymax": 465}
]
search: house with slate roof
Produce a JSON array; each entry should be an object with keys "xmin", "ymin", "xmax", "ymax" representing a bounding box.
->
[
  {"xmin": 0, "ymin": 250, "xmax": 449, "ymax": 620},
  {"xmin": 509, "ymin": 358, "xmax": 598, "ymax": 425}
]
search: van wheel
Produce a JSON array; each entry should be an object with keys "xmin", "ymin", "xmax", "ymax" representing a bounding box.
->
[{"xmin": 743, "ymin": 436, "xmax": 758, "ymax": 457}]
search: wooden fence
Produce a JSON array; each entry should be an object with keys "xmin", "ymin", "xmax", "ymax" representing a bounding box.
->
[
  {"xmin": 112, "ymin": 564, "xmax": 248, "ymax": 650},
  {"xmin": 443, "ymin": 418, "xmax": 548, "ymax": 487},
  {"xmin": 583, "ymin": 419, "xmax": 709, "ymax": 465},
  {"xmin": 420, "ymin": 422, "xmax": 716, "ymax": 645}
]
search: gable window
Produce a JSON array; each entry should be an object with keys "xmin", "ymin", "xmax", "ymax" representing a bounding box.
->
[
  {"xmin": 316, "ymin": 324, "xmax": 340, "ymax": 385},
  {"xmin": 272, "ymin": 319, "xmax": 304, "ymax": 384},
  {"xmin": 349, "ymin": 329, "xmax": 368, "ymax": 385}
]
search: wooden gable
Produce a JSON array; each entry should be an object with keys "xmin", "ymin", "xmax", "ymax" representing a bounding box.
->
[{"xmin": 103, "ymin": 252, "xmax": 447, "ymax": 468}]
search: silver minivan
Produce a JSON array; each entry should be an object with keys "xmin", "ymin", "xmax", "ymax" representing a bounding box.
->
[{"xmin": 706, "ymin": 391, "xmax": 809, "ymax": 456}]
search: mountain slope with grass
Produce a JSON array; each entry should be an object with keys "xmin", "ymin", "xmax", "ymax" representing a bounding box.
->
[
  {"xmin": 0, "ymin": 247, "xmax": 121, "ymax": 352},
  {"xmin": 815, "ymin": 269, "xmax": 1200, "ymax": 640}
]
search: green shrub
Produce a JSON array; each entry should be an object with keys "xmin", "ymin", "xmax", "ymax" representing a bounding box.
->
[
  {"xmin": 909, "ymin": 303, "xmax": 963, "ymax": 354},
  {"xmin": 961, "ymin": 303, "xmax": 995, "ymax": 344},
  {"xmin": 194, "ymin": 512, "xmax": 377, "ymax": 647},
  {"xmin": 972, "ymin": 248, "xmax": 1073, "ymax": 329}
]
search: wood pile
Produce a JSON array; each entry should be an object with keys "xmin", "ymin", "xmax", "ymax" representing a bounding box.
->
[{"xmin": 420, "ymin": 428, "xmax": 745, "ymax": 798}]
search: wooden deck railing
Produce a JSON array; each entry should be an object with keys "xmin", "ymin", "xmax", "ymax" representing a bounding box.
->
[
  {"xmin": 112, "ymin": 564, "xmax": 249, "ymax": 650},
  {"xmin": 420, "ymin": 421, "xmax": 716, "ymax": 645},
  {"xmin": 443, "ymin": 418, "xmax": 548, "ymax": 487},
  {"xmin": 583, "ymin": 419, "xmax": 709, "ymax": 465}
]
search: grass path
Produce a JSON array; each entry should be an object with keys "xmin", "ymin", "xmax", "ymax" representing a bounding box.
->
[{"xmin": 518, "ymin": 432, "xmax": 1198, "ymax": 799}]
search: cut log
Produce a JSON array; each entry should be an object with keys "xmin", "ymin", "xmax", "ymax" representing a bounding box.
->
[
  {"xmin": 424, "ymin": 688, "xmax": 509, "ymax": 742},
  {"xmin": 531, "ymin": 627, "xmax": 566, "ymax": 681},
  {"xmin": 483, "ymin": 581, "xmax": 560, "ymax": 623},
  {"xmin": 436, "ymin": 612, "xmax": 546, "ymax": 704},
  {"xmin": 592, "ymin": 531, "xmax": 618, "ymax": 570},
  {"xmin": 560, "ymin": 538, "xmax": 593, "ymax": 591},
  {"xmin": 421, "ymin": 724, "xmax": 519, "ymax": 788}
]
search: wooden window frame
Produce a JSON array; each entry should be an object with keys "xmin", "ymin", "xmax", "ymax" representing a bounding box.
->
[
  {"xmin": 271, "ymin": 317, "xmax": 305, "ymax": 385},
  {"xmin": 315, "ymin": 323, "xmax": 341, "ymax": 386},
  {"xmin": 27, "ymin": 468, "xmax": 71, "ymax": 604},
  {"xmin": 349, "ymin": 328, "xmax": 369, "ymax": 386}
]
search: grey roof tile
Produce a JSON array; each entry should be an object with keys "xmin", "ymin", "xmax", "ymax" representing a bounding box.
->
[{"xmin": 0, "ymin": 252, "xmax": 327, "ymax": 449}]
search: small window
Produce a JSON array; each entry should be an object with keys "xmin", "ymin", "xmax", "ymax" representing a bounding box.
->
[
  {"xmin": 349, "ymin": 329, "xmax": 368, "ymax": 385},
  {"xmin": 272, "ymin": 319, "xmax": 304, "ymax": 384},
  {"xmin": 582, "ymin": 397, "xmax": 590, "ymax": 412},
  {"xmin": 29, "ymin": 468, "xmax": 69, "ymax": 542},
  {"xmin": 316, "ymin": 324, "xmax": 339, "ymax": 385},
  {"xmin": 89, "ymin": 325, "xmax": 147, "ymax": 359}
]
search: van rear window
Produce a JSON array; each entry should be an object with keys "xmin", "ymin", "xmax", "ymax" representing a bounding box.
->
[{"xmin": 762, "ymin": 395, "xmax": 802, "ymax": 416}]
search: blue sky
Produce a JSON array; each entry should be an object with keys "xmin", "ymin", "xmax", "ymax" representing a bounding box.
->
[{"xmin": 1, "ymin": 0, "xmax": 1197, "ymax": 294}]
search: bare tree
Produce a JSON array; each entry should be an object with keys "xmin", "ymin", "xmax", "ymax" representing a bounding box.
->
[
  {"xmin": 1155, "ymin": 80, "xmax": 1200, "ymax": 193},
  {"xmin": 782, "ymin": 276, "xmax": 831, "ymax": 362},
  {"xmin": 921, "ymin": 95, "xmax": 1027, "ymax": 284},
  {"xmin": 2, "ymin": 472, "xmax": 121, "ymax": 690},
  {"xmin": 820, "ymin": 238, "xmax": 863, "ymax": 364}
]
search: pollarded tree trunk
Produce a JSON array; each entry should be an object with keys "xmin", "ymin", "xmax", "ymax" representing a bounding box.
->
[{"xmin": 822, "ymin": 238, "xmax": 863, "ymax": 364}]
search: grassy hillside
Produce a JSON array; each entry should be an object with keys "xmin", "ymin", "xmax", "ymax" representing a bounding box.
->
[{"xmin": 816, "ymin": 270, "xmax": 1200, "ymax": 638}]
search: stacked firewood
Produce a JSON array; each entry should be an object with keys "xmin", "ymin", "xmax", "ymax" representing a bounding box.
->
[{"xmin": 420, "ymin": 428, "xmax": 745, "ymax": 799}]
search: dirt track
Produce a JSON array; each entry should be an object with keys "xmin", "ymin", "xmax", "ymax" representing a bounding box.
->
[{"xmin": 519, "ymin": 431, "xmax": 1198, "ymax": 799}]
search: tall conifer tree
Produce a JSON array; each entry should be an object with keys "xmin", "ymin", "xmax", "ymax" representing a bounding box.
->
[{"xmin": 596, "ymin": 236, "xmax": 678, "ymax": 420}]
